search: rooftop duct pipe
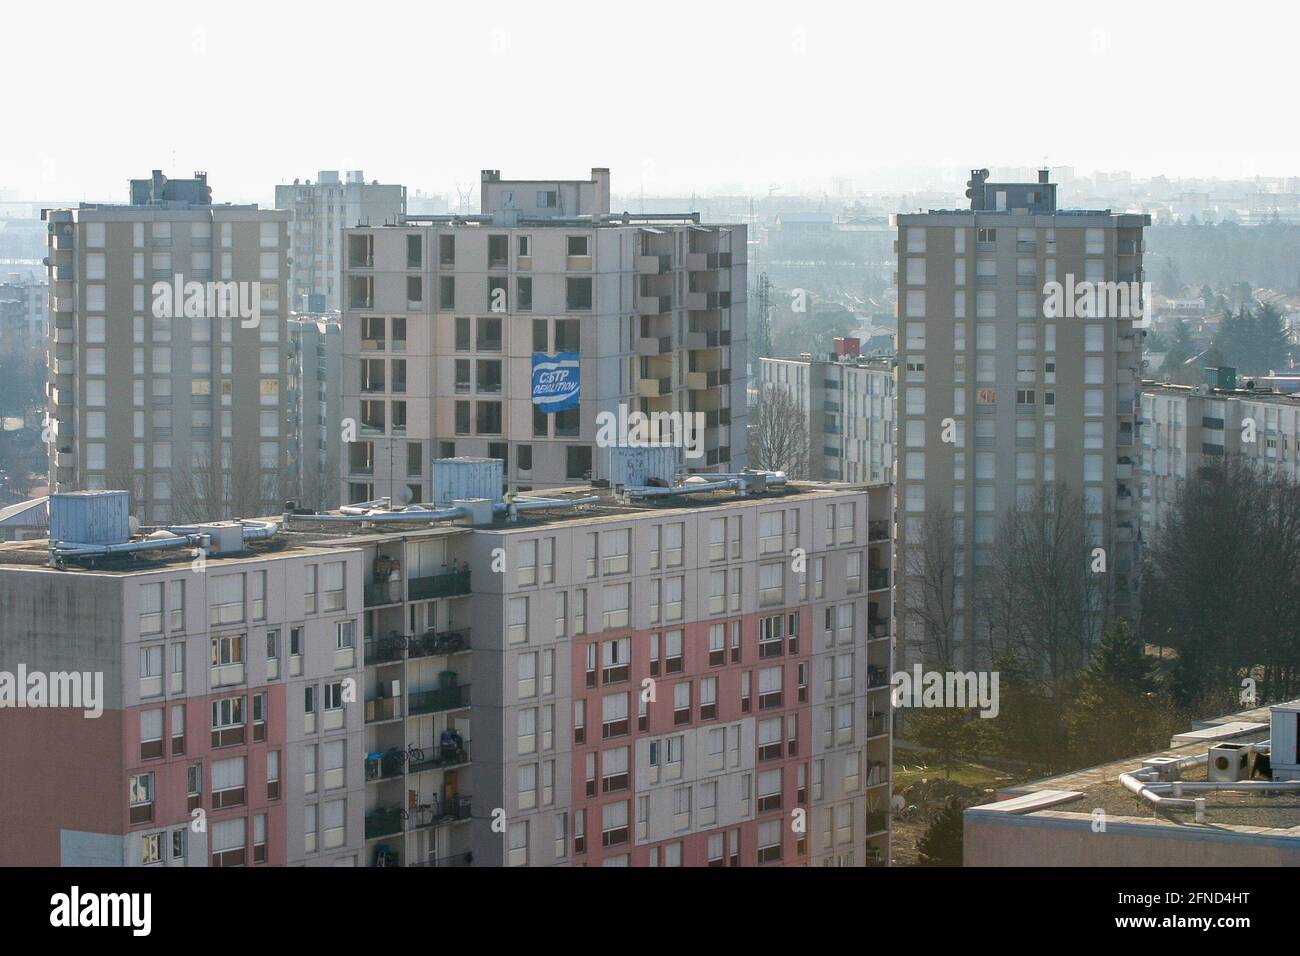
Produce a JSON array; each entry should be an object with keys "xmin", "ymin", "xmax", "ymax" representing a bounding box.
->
[
  {"xmin": 1118, "ymin": 745, "xmax": 1300, "ymax": 812},
  {"xmin": 287, "ymin": 496, "xmax": 601, "ymax": 528},
  {"xmin": 51, "ymin": 531, "xmax": 206, "ymax": 561},
  {"xmin": 626, "ymin": 478, "xmax": 748, "ymax": 499}
]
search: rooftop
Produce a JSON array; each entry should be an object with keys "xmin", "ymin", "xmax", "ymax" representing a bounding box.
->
[
  {"xmin": 0, "ymin": 479, "xmax": 888, "ymax": 576},
  {"xmin": 974, "ymin": 699, "xmax": 1300, "ymax": 835}
]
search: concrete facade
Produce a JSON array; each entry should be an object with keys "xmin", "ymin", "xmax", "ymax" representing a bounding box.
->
[
  {"xmin": 893, "ymin": 169, "xmax": 1149, "ymax": 669},
  {"xmin": 759, "ymin": 352, "xmax": 895, "ymax": 483},
  {"xmin": 338, "ymin": 167, "xmax": 748, "ymax": 502},
  {"xmin": 275, "ymin": 171, "xmax": 407, "ymax": 313},
  {"xmin": 44, "ymin": 174, "xmax": 293, "ymax": 524}
]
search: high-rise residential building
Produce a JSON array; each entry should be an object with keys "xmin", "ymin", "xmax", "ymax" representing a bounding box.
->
[
  {"xmin": 965, "ymin": 697, "xmax": 1300, "ymax": 866},
  {"xmin": 287, "ymin": 311, "xmax": 343, "ymax": 511},
  {"xmin": 759, "ymin": 341, "xmax": 895, "ymax": 483},
  {"xmin": 338, "ymin": 167, "xmax": 748, "ymax": 502},
  {"xmin": 893, "ymin": 169, "xmax": 1149, "ymax": 669},
  {"xmin": 2, "ymin": 462, "xmax": 893, "ymax": 868},
  {"xmin": 44, "ymin": 171, "xmax": 292, "ymax": 524},
  {"xmin": 275, "ymin": 171, "xmax": 407, "ymax": 313},
  {"xmin": 1141, "ymin": 373, "xmax": 1300, "ymax": 537}
]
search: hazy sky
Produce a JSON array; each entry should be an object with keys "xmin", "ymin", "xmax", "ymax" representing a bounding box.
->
[{"xmin": 5, "ymin": 0, "xmax": 1296, "ymax": 203}]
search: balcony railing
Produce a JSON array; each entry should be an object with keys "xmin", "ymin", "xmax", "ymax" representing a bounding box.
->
[
  {"xmin": 408, "ymin": 570, "xmax": 471, "ymax": 602},
  {"xmin": 365, "ymin": 579, "xmax": 403, "ymax": 608},
  {"xmin": 408, "ymin": 628, "xmax": 471, "ymax": 659},
  {"xmin": 365, "ymin": 635, "xmax": 406, "ymax": 665},
  {"xmin": 409, "ymin": 684, "xmax": 470, "ymax": 715},
  {"xmin": 866, "ymin": 713, "xmax": 889, "ymax": 738},
  {"xmin": 412, "ymin": 795, "xmax": 472, "ymax": 828},
  {"xmin": 868, "ymin": 521, "xmax": 890, "ymax": 542},
  {"xmin": 868, "ymin": 569, "xmax": 890, "ymax": 591},
  {"xmin": 407, "ymin": 852, "xmax": 473, "ymax": 868},
  {"xmin": 407, "ymin": 743, "xmax": 470, "ymax": 774},
  {"xmin": 365, "ymin": 807, "xmax": 405, "ymax": 840}
]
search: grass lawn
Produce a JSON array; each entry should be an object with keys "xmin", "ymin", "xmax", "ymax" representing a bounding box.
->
[{"xmin": 892, "ymin": 750, "xmax": 1025, "ymax": 794}]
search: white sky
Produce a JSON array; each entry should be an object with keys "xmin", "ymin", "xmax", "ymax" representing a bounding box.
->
[{"xmin": 5, "ymin": 0, "xmax": 1296, "ymax": 203}]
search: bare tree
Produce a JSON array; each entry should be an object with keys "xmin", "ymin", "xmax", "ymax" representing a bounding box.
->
[
  {"xmin": 748, "ymin": 383, "xmax": 809, "ymax": 478},
  {"xmin": 900, "ymin": 504, "xmax": 963, "ymax": 671},
  {"xmin": 172, "ymin": 449, "xmax": 288, "ymax": 523},
  {"xmin": 979, "ymin": 484, "xmax": 1109, "ymax": 690}
]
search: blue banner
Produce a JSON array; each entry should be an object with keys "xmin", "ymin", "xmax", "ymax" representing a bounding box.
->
[{"xmin": 531, "ymin": 352, "xmax": 580, "ymax": 412}]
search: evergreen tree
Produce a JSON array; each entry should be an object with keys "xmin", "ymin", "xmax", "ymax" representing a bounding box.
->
[{"xmin": 917, "ymin": 805, "xmax": 965, "ymax": 866}]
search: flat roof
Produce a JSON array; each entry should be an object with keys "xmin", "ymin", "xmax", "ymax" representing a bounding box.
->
[
  {"xmin": 0, "ymin": 480, "xmax": 890, "ymax": 575},
  {"xmin": 972, "ymin": 700, "xmax": 1300, "ymax": 835}
]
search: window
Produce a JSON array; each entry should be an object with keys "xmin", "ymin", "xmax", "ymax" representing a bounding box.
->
[
  {"xmin": 209, "ymin": 574, "xmax": 244, "ymax": 625},
  {"xmin": 566, "ymin": 277, "xmax": 593, "ymax": 311}
]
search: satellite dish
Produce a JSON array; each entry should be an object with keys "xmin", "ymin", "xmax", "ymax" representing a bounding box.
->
[{"xmin": 396, "ymin": 486, "xmax": 414, "ymax": 506}]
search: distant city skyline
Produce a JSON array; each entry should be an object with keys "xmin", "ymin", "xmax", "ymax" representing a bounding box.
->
[{"xmin": 7, "ymin": 0, "xmax": 1299, "ymax": 203}]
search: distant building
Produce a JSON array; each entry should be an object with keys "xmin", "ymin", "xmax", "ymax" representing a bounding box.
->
[
  {"xmin": 759, "ymin": 343, "xmax": 895, "ymax": 483},
  {"xmin": 43, "ymin": 170, "xmax": 292, "ymax": 523},
  {"xmin": 1141, "ymin": 375, "xmax": 1300, "ymax": 537},
  {"xmin": 287, "ymin": 312, "xmax": 342, "ymax": 510},
  {"xmin": 275, "ymin": 172, "xmax": 407, "ymax": 312},
  {"xmin": 0, "ymin": 272, "xmax": 49, "ymax": 343}
]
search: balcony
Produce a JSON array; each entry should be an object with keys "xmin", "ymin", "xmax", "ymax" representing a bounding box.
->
[
  {"xmin": 638, "ymin": 376, "xmax": 673, "ymax": 398},
  {"xmin": 684, "ymin": 291, "xmax": 730, "ymax": 310},
  {"xmin": 1015, "ymin": 240, "xmax": 1037, "ymax": 253},
  {"xmin": 364, "ymin": 750, "xmax": 407, "ymax": 782},
  {"xmin": 407, "ymin": 740, "xmax": 470, "ymax": 774},
  {"xmin": 866, "ymin": 713, "xmax": 889, "ymax": 739},
  {"xmin": 868, "ymin": 618, "xmax": 889, "ymax": 641},
  {"xmin": 407, "ymin": 628, "xmax": 470, "ymax": 659},
  {"xmin": 1016, "ymin": 274, "xmax": 1037, "ymax": 288},
  {"xmin": 686, "ymin": 251, "xmax": 731, "ymax": 271},
  {"xmin": 407, "ymin": 852, "xmax": 473, "ymax": 868},
  {"xmin": 637, "ymin": 295, "xmax": 671, "ymax": 316},
  {"xmin": 868, "ymin": 569, "xmax": 890, "ymax": 591},
  {"xmin": 364, "ymin": 635, "xmax": 406, "ymax": 666},
  {"xmin": 868, "ymin": 521, "xmax": 890, "ymax": 542},
  {"xmin": 684, "ymin": 329, "xmax": 731, "ymax": 350},
  {"xmin": 412, "ymin": 795, "xmax": 472, "ymax": 829},
  {"xmin": 636, "ymin": 254, "xmax": 671, "ymax": 275},
  {"xmin": 409, "ymin": 684, "xmax": 470, "ymax": 716},
  {"xmin": 686, "ymin": 369, "xmax": 730, "ymax": 390},
  {"xmin": 408, "ymin": 570, "xmax": 471, "ymax": 601},
  {"xmin": 867, "ymin": 665, "xmax": 890, "ymax": 690},
  {"xmin": 365, "ymin": 696, "xmax": 401, "ymax": 723},
  {"xmin": 637, "ymin": 335, "xmax": 672, "ymax": 357},
  {"xmin": 365, "ymin": 579, "xmax": 403, "ymax": 608},
  {"xmin": 365, "ymin": 807, "xmax": 405, "ymax": 840},
  {"xmin": 1116, "ymin": 461, "xmax": 1133, "ymax": 480}
]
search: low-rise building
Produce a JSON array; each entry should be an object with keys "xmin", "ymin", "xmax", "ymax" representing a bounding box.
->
[{"xmin": 965, "ymin": 698, "xmax": 1300, "ymax": 866}]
